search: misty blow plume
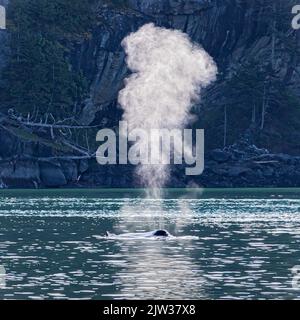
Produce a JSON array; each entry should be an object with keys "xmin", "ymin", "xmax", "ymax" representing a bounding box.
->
[{"xmin": 118, "ymin": 23, "xmax": 217, "ymax": 195}]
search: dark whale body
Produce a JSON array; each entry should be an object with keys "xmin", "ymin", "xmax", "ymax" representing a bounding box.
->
[
  {"xmin": 105, "ymin": 229, "xmax": 170, "ymax": 238},
  {"xmin": 153, "ymin": 230, "xmax": 169, "ymax": 237}
]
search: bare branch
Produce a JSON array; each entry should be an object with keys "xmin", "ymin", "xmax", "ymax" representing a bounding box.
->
[{"xmin": 14, "ymin": 119, "xmax": 102, "ymax": 129}]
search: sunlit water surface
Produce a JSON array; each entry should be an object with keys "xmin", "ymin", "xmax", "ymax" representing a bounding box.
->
[{"xmin": 0, "ymin": 188, "xmax": 300, "ymax": 300}]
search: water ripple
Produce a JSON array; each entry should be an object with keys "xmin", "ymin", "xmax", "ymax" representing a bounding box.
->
[{"xmin": 0, "ymin": 189, "xmax": 300, "ymax": 299}]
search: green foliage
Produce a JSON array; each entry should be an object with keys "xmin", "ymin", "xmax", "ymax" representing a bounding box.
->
[
  {"xmin": 201, "ymin": 57, "xmax": 300, "ymax": 152},
  {"xmin": 1, "ymin": 0, "xmax": 95, "ymax": 117}
]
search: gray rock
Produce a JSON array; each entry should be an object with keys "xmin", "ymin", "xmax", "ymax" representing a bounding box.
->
[
  {"xmin": 254, "ymin": 153, "xmax": 291, "ymax": 163},
  {"xmin": 0, "ymin": 129, "xmax": 17, "ymax": 157},
  {"xmin": 60, "ymin": 160, "xmax": 78, "ymax": 183},
  {"xmin": 79, "ymin": 159, "xmax": 89, "ymax": 174},
  {"xmin": 210, "ymin": 149, "xmax": 231, "ymax": 163},
  {"xmin": 78, "ymin": 98, "xmax": 97, "ymax": 126},
  {"xmin": 0, "ymin": 160, "xmax": 40, "ymax": 187},
  {"xmin": 227, "ymin": 166, "xmax": 251, "ymax": 177},
  {"xmin": 128, "ymin": 0, "xmax": 210, "ymax": 15},
  {"xmin": 211, "ymin": 167, "xmax": 227, "ymax": 175},
  {"xmin": 262, "ymin": 167, "xmax": 274, "ymax": 177},
  {"xmin": 39, "ymin": 162, "xmax": 67, "ymax": 187}
]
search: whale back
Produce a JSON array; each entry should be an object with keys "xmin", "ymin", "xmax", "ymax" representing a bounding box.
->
[
  {"xmin": 153, "ymin": 230, "xmax": 169, "ymax": 237},
  {"xmin": 104, "ymin": 229, "xmax": 171, "ymax": 239}
]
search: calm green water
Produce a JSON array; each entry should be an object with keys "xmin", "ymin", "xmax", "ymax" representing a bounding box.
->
[{"xmin": 0, "ymin": 188, "xmax": 300, "ymax": 300}]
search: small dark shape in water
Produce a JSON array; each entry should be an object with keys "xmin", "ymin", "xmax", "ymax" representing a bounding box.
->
[
  {"xmin": 153, "ymin": 229, "xmax": 169, "ymax": 237},
  {"xmin": 105, "ymin": 229, "xmax": 170, "ymax": 238}
]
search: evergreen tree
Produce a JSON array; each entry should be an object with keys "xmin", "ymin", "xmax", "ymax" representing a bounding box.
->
[{"xmin": 1, "ymin": 0, "xmax": 95, "ymax": 119}]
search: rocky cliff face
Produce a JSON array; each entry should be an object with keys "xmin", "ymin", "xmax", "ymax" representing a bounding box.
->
[
  {"xmin": 81, "ymin": 0, "xmax": 299, "ymax": 117},
  {"xmin": 0, "ymin": 0, "xmax": 299, "ymax": 188}
]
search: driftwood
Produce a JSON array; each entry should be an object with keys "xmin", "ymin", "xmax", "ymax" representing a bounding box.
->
[
  {"xmin": 0, "ymin": 112, "xmax": 101, "ymax": 161},
  {"xmin": 253, "ymin": 160, "xmax": 279, "ymax": 165},
  {"xmin": 7, "ymin": 113, "xmax": 102, "ymax": 129},
  {"xmin": 0, "ymin": 154, "xmax": 97, "ymax": 164}
]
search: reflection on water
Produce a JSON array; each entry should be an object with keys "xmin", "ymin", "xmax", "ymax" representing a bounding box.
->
[
  {"xmin": 106, "ymin": 196, "xmax": 204, "ymax": 299},
  {"xmin": 0, "ymin": 189, "xmax": 300, "ymax": 299},
  {"xmin": 107, "ymin": 241, "xmax": 206, "ymax": 300},
  {"xmin": 0, "ymin": 265, "xmax": 5, "ymax": 289}
]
